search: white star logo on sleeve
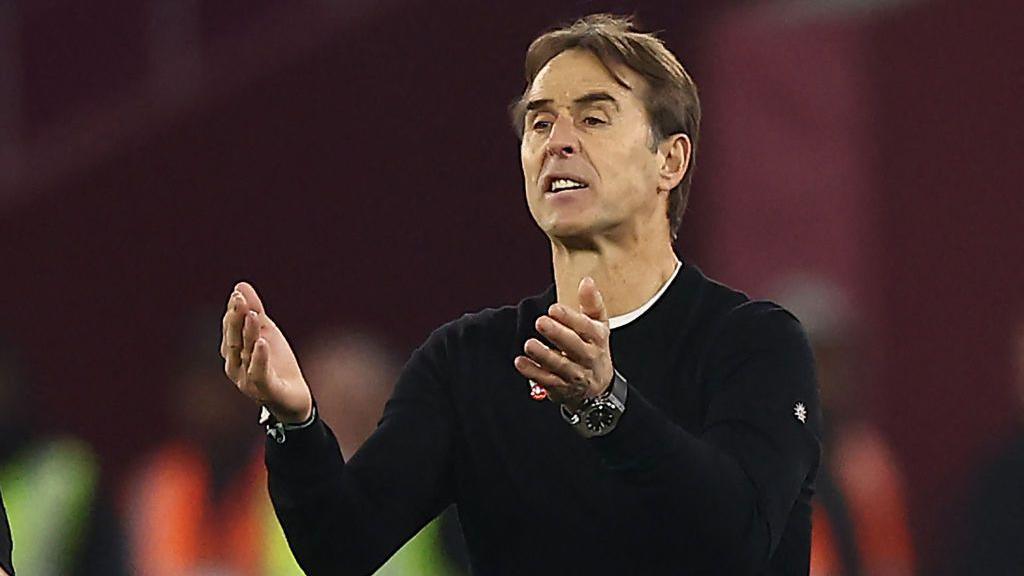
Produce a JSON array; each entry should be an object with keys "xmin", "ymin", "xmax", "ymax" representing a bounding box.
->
[{"xmin": 794, "ymin": 402, "xmax": 807, "ymax": 424}]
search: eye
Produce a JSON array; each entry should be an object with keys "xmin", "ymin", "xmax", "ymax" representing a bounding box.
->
[
  {"xmin": 532, "ymin": 120, "xmax": 552, "ymax": 131},
  {"xmin": 583, "ymin": 116, "xmax": 607, "ymax": 126}
]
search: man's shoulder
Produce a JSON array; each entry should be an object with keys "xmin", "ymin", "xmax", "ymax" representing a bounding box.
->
[
  {"xmin": 428, "ymin": 285, "xmax": 554, "ymax": 346},
  {"xmin": 685, "ymin": 265, "xmax": 806, "ymax": 352}
]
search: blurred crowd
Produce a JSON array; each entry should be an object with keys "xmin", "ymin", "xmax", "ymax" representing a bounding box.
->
[
  {"xmin": 0, "ymin": 318, "xmax": 469, "ymax": 576},
  {"xmin": 0, "ymin": 275, "xmax": 1022, "ymax": 575}
]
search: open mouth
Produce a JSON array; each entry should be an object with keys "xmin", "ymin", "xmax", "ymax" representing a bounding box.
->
[{"xmin": 545, "ymin": 177, "xmax": 589, "ymax": 194}]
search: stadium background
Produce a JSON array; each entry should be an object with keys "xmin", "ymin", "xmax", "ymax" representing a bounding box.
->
[{"xmin": 0, "ymin": 0, "xmax": 1021, "ymax": 573}]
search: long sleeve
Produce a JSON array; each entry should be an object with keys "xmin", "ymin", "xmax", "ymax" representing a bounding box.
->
[
  {"xmin": 591, "ymin": 302, "xmax": 822, "ymax": 574},
  {"xmin": 265, "ymin": 327, "xmax": 458, "ymax": 575}
]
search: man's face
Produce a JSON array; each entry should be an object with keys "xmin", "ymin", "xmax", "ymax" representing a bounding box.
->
[{"xmin": 520, "ymin": 49, "xmax": 664, "ymax": 241}]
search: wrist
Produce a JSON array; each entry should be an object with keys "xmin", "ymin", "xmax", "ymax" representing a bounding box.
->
[
  {"xmin": 278, "ymin": 403, "xmax": 314, "ymax": 425},
  {"xmin": 264, "ymin": 392, "xmax": 314, "ymax": 425},
  {"xmin": 260, "ymin": 402, "xmax": 318, "ymax": 444},
  {"xmin": 560, "ymin": 369, "xmax": 628, "ymax": 438}
]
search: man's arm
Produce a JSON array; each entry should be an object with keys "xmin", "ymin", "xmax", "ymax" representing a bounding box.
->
[
  {"xmin": 516, "ymin": 281, "xmax": 820, "ymax": 574},
  {"xmin": 222, "ymin": 283, "xmax": 457, "ymax": 574},
  {"xmin": 593, "ymin": 304, "xmax": 819, "ymax": 573}
]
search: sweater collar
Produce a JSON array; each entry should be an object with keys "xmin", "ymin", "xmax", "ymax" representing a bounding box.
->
[{"xmin": 607, "ymin": 259, "xmax": 683, "ymax": 330}]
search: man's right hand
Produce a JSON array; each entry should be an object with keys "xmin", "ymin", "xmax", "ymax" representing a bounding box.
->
[{"xmin": 220, "ymin": 281, "xmax": 313, "ymax": 424}]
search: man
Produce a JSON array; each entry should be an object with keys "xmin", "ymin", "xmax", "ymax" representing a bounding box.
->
[
  {"xmin": 221, "ymin": 14, "xmax": 821, "ymax": 575},
  {"xmin": 0, "ymin": 487, "xmax": 11, "ymax": 575}
]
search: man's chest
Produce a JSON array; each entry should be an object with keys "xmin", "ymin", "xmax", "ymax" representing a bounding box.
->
[{"xmin": 445, "ymin": 342, "xmax": 707, "ymax": 523}]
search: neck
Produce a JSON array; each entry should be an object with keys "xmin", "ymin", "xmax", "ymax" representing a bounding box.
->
[{"xmin": 551, "ymin": 227, "xmax": 679, "ymax": 317}]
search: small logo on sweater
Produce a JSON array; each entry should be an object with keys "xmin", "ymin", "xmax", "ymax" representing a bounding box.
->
[{"xmin": 794, "ymin": 402, "xmax": 807, "ymax": 424}]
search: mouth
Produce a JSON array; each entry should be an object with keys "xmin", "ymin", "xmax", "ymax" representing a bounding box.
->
[{"xmin": 542, "ymin": 175, "xmax": 590, "ymax": 195}]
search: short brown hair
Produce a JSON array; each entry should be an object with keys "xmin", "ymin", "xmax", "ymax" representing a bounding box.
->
[{"xmin": 510, "ymin": 14, "xmax": 701, "ymax": 241}]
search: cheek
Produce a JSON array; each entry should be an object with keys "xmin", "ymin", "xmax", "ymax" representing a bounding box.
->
[
  {"xmin": 521, "ymin": 144, "xmax": 543, "ymax": 182},
  {"xmin": 599, "ymin": 141, "xmax": 655, "ymax": 189}
]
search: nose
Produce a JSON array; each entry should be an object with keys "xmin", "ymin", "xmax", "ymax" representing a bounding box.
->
[{"xmin": 545, "ymin": 114, "xmax": 578, "ymax": 158}]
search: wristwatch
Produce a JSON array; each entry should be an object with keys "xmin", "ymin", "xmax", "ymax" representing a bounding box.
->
[{"xmin": 560, "ymin": 369, "xmax": 628, "ymax": 438}]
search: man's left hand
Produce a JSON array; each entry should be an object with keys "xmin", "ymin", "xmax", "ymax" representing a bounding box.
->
[{"xmin": 514, "ymin": 276, "xmax": 614, "ymax": 410}]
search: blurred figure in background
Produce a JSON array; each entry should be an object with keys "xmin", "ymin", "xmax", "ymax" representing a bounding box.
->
[
  {"xmin": 301, "ymin": 330, "xmax": 468, "ymax": 575},
  {"xmin": 0, "ymin": 486, "xmax": 11, "ymax": 575},
  {"xmin": 0, "ymin": 337, "xmax": 127, "ymax": 575},
  {"xmin": 956, "ymin": 318, "xmax": 1024, "ymax": 574},
  {"xmin": 122, "ymin": 315, "xmax": 301, "ymax": 575},
  {"xmin": 772, "ymin": 277, "xmax": 915, "ymax": 576}
]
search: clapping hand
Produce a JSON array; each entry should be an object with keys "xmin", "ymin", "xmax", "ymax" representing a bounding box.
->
[
  {"xmin": 220, "ymin": 282, "xmax": 313, "ymax": 424},
  {"xmin": 514, "ymin": 277, "xmax": 615, "ymax": 410}
]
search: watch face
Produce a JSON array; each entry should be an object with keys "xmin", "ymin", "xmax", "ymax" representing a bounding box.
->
[{"xmin": 585, "ymin": 404, "xmax": 618, "ymax": 432}]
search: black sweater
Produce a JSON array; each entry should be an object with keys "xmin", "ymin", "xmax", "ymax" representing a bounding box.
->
[{"xmin": 266, "ymin": 262, "xmax": 822, "ymax": 575}]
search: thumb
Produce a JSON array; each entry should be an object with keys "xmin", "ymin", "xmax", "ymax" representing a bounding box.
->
[{"xmin": 578, "ymin": 277, "xmax": 608, "ymax": 323}]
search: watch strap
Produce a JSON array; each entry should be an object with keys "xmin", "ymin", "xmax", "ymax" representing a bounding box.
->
[
  {"xmin": 560, "ymin": 369, "xmax": 628, "ymax": 438},
  {"xmin": 260, "ymin": 403, "xmax": 318, "ymax": 444}
]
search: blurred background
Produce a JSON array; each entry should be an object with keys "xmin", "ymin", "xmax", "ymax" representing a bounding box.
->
[{"xmin": 0, "ymin": 0, "xmax": 1022, "ymax": 574}]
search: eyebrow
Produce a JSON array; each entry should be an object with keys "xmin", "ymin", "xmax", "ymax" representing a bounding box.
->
[{"xmin": 525, "ymin": 91, "xmax": 621, "ymax": 113}]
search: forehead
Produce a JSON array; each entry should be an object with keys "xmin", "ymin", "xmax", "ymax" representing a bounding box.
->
[{"xmin": 526, "ymin": 48, "xmax": 644, "ymax": 105}]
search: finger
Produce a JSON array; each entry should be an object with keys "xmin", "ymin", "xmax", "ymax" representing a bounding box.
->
[
  {"xmin": 547, "ymin": 303, "xmax": 608, "ymax": 345},
  {"xmin": 225, "ymin": 352, "xmax": 243, "ymax": 386},
  {"xmin": 222, "ymin": 292, "xmax": 247, "ymax": 376},
  {"xmin": 578, "ymin": 277, "xmax": 608, "ymax": 323},
  {"xmin": 535, "ymin": 315, "xmax": 597, "ymax": 363},
  {"xmin": 246, "ymin": 337, "xmax": 273, "ymax": 395},
  {"xmin": 234, "ymin": 281, "xmax": 266, "ymax": 315},
  {"xmin": 221, "ymin": 291, "xmax": 246, "ymax": 352},
  {"xmin": 523, "ymin": 338, "xmax": 586, "ymax": 386},
  {"xmin": 514, "ymin": 355, "xmax": 569, "ymax": 390},
  {"xmin": 514, "ymin": 356, "xmax": 583, "ymax": 406},
  {"xmin": 241, "ymin": 310, "xmax": 260, "ymax": 369}
]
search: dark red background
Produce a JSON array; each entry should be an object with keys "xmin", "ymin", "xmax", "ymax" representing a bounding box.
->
[{"xmin": 1, "ymin": 1, "xmax": 1021, "ymax": 572}]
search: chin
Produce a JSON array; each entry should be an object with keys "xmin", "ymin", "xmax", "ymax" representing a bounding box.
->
[{"xmin": 542, "ymin": 219, "xmax": 601, "ymax": 244}]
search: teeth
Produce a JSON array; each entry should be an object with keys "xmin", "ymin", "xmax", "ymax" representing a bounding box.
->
[{"xmin": 549, "ymin": 178, "xmax": 586, "ymax": 192}]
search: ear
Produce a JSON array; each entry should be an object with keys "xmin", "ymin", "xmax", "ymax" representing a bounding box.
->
[{"xmin": 656, "ymin": 133, "xmax": 691, "ymax": 193}]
